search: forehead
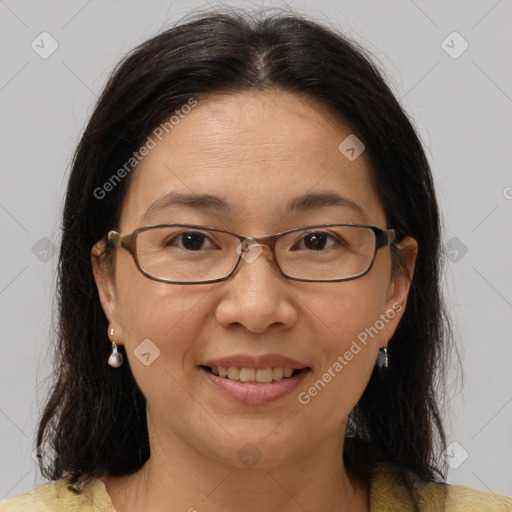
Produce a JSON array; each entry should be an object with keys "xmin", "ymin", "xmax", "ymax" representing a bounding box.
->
[{"xmin": 119, "ymin": 90, "xmax": 386, "ymax": 231}]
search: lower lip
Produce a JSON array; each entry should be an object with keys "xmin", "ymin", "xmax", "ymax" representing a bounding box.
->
[{"xmin": 199, "ymin": 367, "xmax": 309, "ymax": 406}]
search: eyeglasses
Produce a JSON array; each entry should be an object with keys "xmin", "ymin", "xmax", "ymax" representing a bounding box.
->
[{"xmin": 107, "ymin": 223, "xmax": 397, "ymax": 284}]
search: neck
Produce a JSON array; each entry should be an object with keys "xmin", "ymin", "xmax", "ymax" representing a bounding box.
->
[{"xmin": 103, "ymin": 421, "xmax": 369, "ymax": 512}]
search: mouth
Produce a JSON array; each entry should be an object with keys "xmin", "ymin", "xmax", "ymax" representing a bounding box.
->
[
  {"xmin": 200, "ymin": 365, "xmax": 308, "ymax": 383},
  {"xmin": 198, "ymin": 362, "xmax": 311, "ymax": 405},
  {"xmin": 198, "ymin": 354, "xmax": 311, "ymax": 405}
]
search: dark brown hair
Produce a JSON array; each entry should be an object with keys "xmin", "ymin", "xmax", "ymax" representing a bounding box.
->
[{"xmin": 37, "ymin": 7, "xmax": 452, "ymax": 507}]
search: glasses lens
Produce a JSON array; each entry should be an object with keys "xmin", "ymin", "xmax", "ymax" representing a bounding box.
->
[
  {"xmin": 134, "ymin": 225, "xmax": 377, "ymax": 283},
  {"xmin": 276, "ymin": 225, "xmax": 376, "ymax": 281},
  {"xmin": 136, "ymin": 226, "xmax": 239, "ymax": 282}
]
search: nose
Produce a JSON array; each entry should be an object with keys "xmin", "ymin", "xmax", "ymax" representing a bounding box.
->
[{"xmin": 214, "ymin": 245, "xmax": 298, "ymax": 333}]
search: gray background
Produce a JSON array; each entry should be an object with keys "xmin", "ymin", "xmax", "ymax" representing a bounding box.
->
[{"xmin": 1, "ymin": 0, "xmax": 511, "ymax": 501}]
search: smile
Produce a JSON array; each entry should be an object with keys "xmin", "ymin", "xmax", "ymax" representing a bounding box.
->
[
  {"xmin": 202, "ymin": 365, "xmax": 303, "ymax": 383},
  {"xmin": 199, "ymin": 366, "xmax": 310, "ymax": 405}
]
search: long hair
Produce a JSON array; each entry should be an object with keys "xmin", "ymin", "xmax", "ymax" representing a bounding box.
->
[{"xmin": 37, "ymin": 8, "xmax": 452, "ymax": 505}]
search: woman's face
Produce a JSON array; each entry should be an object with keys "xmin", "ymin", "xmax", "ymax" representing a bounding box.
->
[{"xmin": 94, "ymin": 90, "xmax": 415, "ymax": 469}]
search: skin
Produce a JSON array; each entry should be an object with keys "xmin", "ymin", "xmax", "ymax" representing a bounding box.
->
[{"xmin": 93, "ymin": 90, "xmax": 417, "ymax": 512}]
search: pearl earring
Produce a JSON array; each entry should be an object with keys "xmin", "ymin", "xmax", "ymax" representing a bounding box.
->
[{"xmin": 107, "ymin": 327, "xmax": 123, "ymax": 368}]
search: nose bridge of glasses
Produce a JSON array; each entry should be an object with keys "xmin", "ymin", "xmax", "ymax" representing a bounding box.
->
[{"xmin": 235, "ymin": 235, "xmax": 275, "ymax": 265}]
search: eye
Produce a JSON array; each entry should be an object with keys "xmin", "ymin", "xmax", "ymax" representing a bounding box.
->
[
  {"xmin": 294, "ymin": 232, "xmax": 340, "ymax": 251},
  {"xmin": 167, "ymin": 231, "xmax": 217, "ymax": 251}
]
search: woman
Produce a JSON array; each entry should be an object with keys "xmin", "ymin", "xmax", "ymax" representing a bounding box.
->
[{"xmin": 2, "ymin": 9, "xmax": 511, "ymax": 512}]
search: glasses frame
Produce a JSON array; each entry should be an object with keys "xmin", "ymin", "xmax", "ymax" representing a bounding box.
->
[{"xmin": 107, "ymin": 223, "xmax": 397, "ymax": 285}]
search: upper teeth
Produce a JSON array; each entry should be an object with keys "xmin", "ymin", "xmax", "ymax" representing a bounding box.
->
[{"xmin": 210, "ymin": 366, "xmax": 296, "ymax": 383}]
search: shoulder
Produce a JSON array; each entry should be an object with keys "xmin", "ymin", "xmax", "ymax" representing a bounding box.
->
[
  {"xmin": 444, "ymin": 483, "xmax": 512, "ymax": 511},
  {"xmin": 370, "ymin": 463, "xmax": 512, "ymax": 511},
  {"xmin": 0, "ymin": 479, "xmax": 115, "ymax": 512}
]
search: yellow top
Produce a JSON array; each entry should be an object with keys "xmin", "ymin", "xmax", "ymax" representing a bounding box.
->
[{"xmin": 1, "ymin": 464, "xmax": 511, "ymax": 511}]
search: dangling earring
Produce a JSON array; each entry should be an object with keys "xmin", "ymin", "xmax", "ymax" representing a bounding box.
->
[
  {"xmin": 377, "ymin": 341, "xmax": 389, "ymax": 368},
  {"xmin": 108, "ymin": 327, "xmax": 123, "ymax": 368}
]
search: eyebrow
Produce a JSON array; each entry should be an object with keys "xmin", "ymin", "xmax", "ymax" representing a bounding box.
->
[
  {"xmin": 139, "ymin": 191, "xmax": 366, "ymax": 223},
  {"xmin": 285, "ymin": 192, "xmax": 366, "ymax": 219},
  {"xmin": 141, "ymin": 192, "xmax": 230, "ymax": 222}
]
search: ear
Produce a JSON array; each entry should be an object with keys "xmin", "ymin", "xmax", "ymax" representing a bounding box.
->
[
  {"xmin": 91, "ymin": 239, "xmax": 124, "ymax": 345},
  {"xmin": 379, "ymin": 236, "xmax": 418, "ymax": 347}
]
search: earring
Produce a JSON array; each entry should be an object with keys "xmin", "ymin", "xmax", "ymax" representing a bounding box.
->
[
  {"xmin": 107, "ymin": 328, "xmax": 123, "ymax": 368},
  {"xmin": 377, "ymin": 342, "xmax": 389, "ymax": 368}
]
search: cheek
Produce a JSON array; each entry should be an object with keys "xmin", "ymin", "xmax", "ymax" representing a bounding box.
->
[
  {"xmin": 307, "ymin": 288, "xmax": 383, "ymax": 386},
  {"xmin": 115, "ymin": 283, "xmax": 216, "ymax": 431},
  {"xmin": 113, "ymin": 256, "xmax": 211, "ymax": 381},
  {"xmin": 294, "ymin": 270, "xmax": 391, "ymax": 419},
  {"xmin": 305, "ymin": 271, "xmax": 390, "ymax": 358}
]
